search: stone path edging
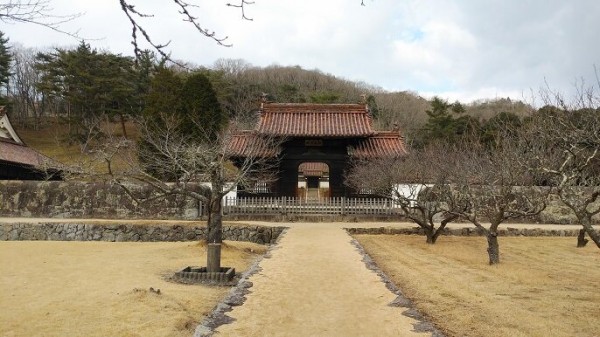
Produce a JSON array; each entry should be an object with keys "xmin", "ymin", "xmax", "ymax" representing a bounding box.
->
[
  {"xmin": 193, "ymin": 228, "xmax": 289, "ymax": 337},
  {"xmin": 346, "ymin": 226, "xmax": 580, "ymax": 237},
  {"xmin": 350, "ymin": 238, "xmax": 445, "ymax": 337}
]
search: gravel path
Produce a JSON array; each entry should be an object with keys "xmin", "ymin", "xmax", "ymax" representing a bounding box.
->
[{"xmin": 212, "ymin": 223, "xmax": 431, "ymax": 337}]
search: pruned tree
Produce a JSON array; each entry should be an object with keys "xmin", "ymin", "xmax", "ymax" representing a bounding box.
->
[
  {"xmin": 130, "ymin": 117, "xmax": 279, "ymax": 271},
  {"xmin": 442, "ymin": 139, "xmax": 549, "ymax": 264},
  {"xmin": 520, "ymin": 81, "xmax": 600, "ymax": 248},
  {"xmin": 346, "ymin": 145, "xmax": 459, "ymax": 244},
  {"xmin": 63, "ymin": 110, "xmax": 281, "ymax": 272}
]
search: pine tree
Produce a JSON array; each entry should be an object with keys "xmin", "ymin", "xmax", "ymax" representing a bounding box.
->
[
  {"xmin": 138, "ymin": 66, "xmax": 184, "ymax": 180},
  {"xmin": 179, "ymin": 71, "xmax": 227, "ymax": 140},
  {"xmin": 422, "ymin": 97, "xmax": 479, "ymax": 146},
  {"xmin": 0, "ymin": 31, "xmax": 12, "ymax": 105},
  {"xmin": 35, "ymin": 42, "xmax": 136, "ymax": 143}
]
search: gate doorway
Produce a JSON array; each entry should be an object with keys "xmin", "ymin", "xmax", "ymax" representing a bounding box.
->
[{"xmin": 297, "ymin": 162, "xmax": 330, "ymax": 201}]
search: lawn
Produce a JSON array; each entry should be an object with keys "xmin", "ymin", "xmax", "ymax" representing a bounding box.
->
[
  {"xmin": 0, "ymin": 240, "xmax": 265, "ymax": 337},
  {"xmin": 354, "ymin": 235, "xmax": 600, "ymax": 337}
]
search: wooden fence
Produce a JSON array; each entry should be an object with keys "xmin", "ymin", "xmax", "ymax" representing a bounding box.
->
[{"xmin": 223, "ymin": 197, "xmax": 399, "ymax": 216}]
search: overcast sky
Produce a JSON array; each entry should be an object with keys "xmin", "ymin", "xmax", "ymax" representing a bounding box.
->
[{"xmin": 3, "ymin": 0, "xmax": 599, "ymax": 104}]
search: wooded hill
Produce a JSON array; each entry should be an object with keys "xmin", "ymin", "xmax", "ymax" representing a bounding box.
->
[{"xmin": 3, "ymin": 42, "xmax": 533, "ymax": 147}]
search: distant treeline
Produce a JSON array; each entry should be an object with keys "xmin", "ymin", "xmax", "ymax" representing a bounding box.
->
[{"xmin": 2, "ymin": 39, "xmax": 536, "ymax": 146}]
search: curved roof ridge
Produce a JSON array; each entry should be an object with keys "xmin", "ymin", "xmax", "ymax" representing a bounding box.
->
[{"xmin": 256, "ymin": 102, "xmax": 374, "ymax": 137}]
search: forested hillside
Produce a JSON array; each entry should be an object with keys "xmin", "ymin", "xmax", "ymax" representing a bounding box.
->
[{"xmin": 3, "ymin": 41, "xmax": 532, "ymax": 148}]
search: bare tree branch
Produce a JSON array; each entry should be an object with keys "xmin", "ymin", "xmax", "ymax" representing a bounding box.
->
[
  {"xmin": 118, "ymin": 0, "xmax": 251, "ymax": 62},
  {"xmin": 226, "ymin": 0, "xmax": 254, "ymax": 21},
  {"xmin": 0, "ymin": 0, "xmax": 83, "ymax": 39}
]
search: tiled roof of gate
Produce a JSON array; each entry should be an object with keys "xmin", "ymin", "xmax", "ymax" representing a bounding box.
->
[
  {"xmin": 227, "ymin": 131, "xmax": 408, "ymax": 159},
  {"xmin": 349, "ymin": 132, "xmax": 408, "ymax": 159},
  {"xmin": 256, "ymin": 103, "xmax": 374, "ymax": 137},
  {"xmin": 225, "ymin": 131, "xmax": 281, "ymax": 158}
]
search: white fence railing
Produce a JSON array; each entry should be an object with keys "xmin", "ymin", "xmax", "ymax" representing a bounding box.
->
[{"xmin": 223, "ymin": 197, "xmax": 399, "ymax": 216}]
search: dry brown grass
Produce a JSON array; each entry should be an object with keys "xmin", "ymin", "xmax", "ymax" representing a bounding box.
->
[
  {"xmin": 16, "ymin": 119, "xmax": 139, "ymax": 170},
  {"xmin": 0, "ymin": 240, "xmax": 266, "ymax": 337},
  {"xmin": 354, "ymin": 235, "xmax": 600, "ymax": 337}
]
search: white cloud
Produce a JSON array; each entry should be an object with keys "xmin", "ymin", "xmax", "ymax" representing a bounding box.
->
[{"xmin": 2, "ymin": 0, "xmax": 599, "ymax": 104}]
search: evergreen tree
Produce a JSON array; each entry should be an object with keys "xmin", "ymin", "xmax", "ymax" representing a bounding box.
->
[
  {"xmin": 421, "ymin": 97, "xmax": 479, "ymax": 146},
  {"xmin": 366, "ymin": 95, "xmax": 379, "ymax": 120},
  {"xmin": 35, "ymin": 42, "xmax": 136, "ymax": 143},
  {"xmin": 309, "ymin": 91, "xmax": 340, "ymax": 103},
  {"xmin": 480, "ymin": 111, "xmax": 522, "ymax": 147},
  {"xmin": 132, "ymin": 50, "xmax": 159, "ymax": 116},
  {"xmin": 143, "ymin": 66, "xmax": 183, "ymax": 118},
  {"xmin": 138, "ymin": 66, "xmax": 184, "ymax": 179},
  {"xmin": 0, "ymin": 31, "xmax": 12, "ymax": 105},
  {"xmin": 179, "ymin": 71, "xmax": 227, "ymax": 140},
  {"xmin": 139, "ymin": 68, "xmax": 229, "ymax": 179}
]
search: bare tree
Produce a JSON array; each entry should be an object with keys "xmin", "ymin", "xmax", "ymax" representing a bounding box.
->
[
  {"xmin": 443, "ymin": 139, "xmax": 548, "ymax": 264},
  {"xmin": 70, "ymin": 112, "xmax": 281, "ymax": 272},
  {"xmin": 521, "ymin": 81, "xmax": 600, "ymax": 248},
  {"xmin": 346, "ymin": 145, "xmax": 459, "ymax": 244},
  {"xmin": 8, "ymin": 45, "xmax": 44, "ymax": 127}
]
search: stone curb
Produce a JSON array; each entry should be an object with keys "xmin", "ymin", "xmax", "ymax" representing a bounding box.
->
[
  {"xmin": 345, "ymin": 226, "xmax": 581, "ymax": 237},
  {"xmin": 349, "ymin": 237, "xmax": 445, "ymax": 337},
  {"xmin": 193, "ymin": 228, "xmax": 289, "ymax": 337}
]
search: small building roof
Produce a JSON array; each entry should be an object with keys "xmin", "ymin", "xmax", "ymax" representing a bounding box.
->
[
  {"xmin": 256, "ymin": 103, "xmax": 374, "ymax": 137},
  {"xmin": 0, "ymin": 107, "xmax": 24, "ymax": 144},
  {"xmin": 0, "ymin": 107, "xmax": 62, "ymax": 176},
  {"xmin": 0, "ymin": 140, "xmax": 55, "ymax": 167}
]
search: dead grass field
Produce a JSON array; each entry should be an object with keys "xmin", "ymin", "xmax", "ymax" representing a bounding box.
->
[
  {"xmin": 0, "ymin": 240, "xmax": 266, "ymax": 337},
  {"xmin": 354, "ymin": 235, "xmax": 600, "ymax": 337},
  {"xmin": 16, "ymin": 119, "xmax": 138, "ymax": 169}
]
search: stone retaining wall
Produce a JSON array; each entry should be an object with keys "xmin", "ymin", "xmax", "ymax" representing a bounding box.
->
[
  {"xmin": 346, "ymin": 226, "xmax": 580, "ymax": 237},
  {"xmin": 0, "ymin": 223, "xmax": 286, "ymax": 245},
  {"xmin": 0, "ymin": 180, "xmax": 199, "ymax": 219},
  {"xmin": 1, "ymin": 181, "xmax": 597, "ymax": 223}
]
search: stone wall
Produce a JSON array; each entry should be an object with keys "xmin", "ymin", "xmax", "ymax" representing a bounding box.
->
[
  {"xmin": 0, "ymin": 222, "xmax": 286, "ymax": 245},
  {"xmin": 346, "ymin": 226, "xmax": 580, "ymax": 237},
  {"xmin": 0, "ymin": 180, "xmax": 200, "ymax": 219},
  {"xmin": 0, "ymin": 181, "xmax": 597, "ymax": 223}
]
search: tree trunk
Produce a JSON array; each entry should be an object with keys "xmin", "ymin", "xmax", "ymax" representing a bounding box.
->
[
  {"xmin": 487, "ymin": 232, "xmax": 500, "ymax": 265},
  {"xmin": 430, "ymin": 215, "xmax": 456, "ymax": 244},
  {"xmin": 425, "ymin": 230, "xmax": 435, "ymax": 244},
  {"xmin": 119, "ymin": 113, "xmax": 128, "ymax": 139},
  {"xmin": 207, "ymin": 243, "xmax": 221, "ymax": 272},
  {"xmin": 580, "ymin": 217, "xmax": 600, "ymax": 248},
  {"xmin": 577, "ymin": 229, "xmax": 589, "ymax": 248},
  {"xmin": 430, "ymin": 228, "xmax": 443, "ymax": 244},
  {"xmin": 206, "ymin": 198, "xmax": 223, "ymax": 272}
]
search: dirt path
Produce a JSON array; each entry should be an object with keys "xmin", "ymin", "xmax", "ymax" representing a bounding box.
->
[{"xmin": 212, "ymin": 223, "xmax": 430, "ymax": 337}]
